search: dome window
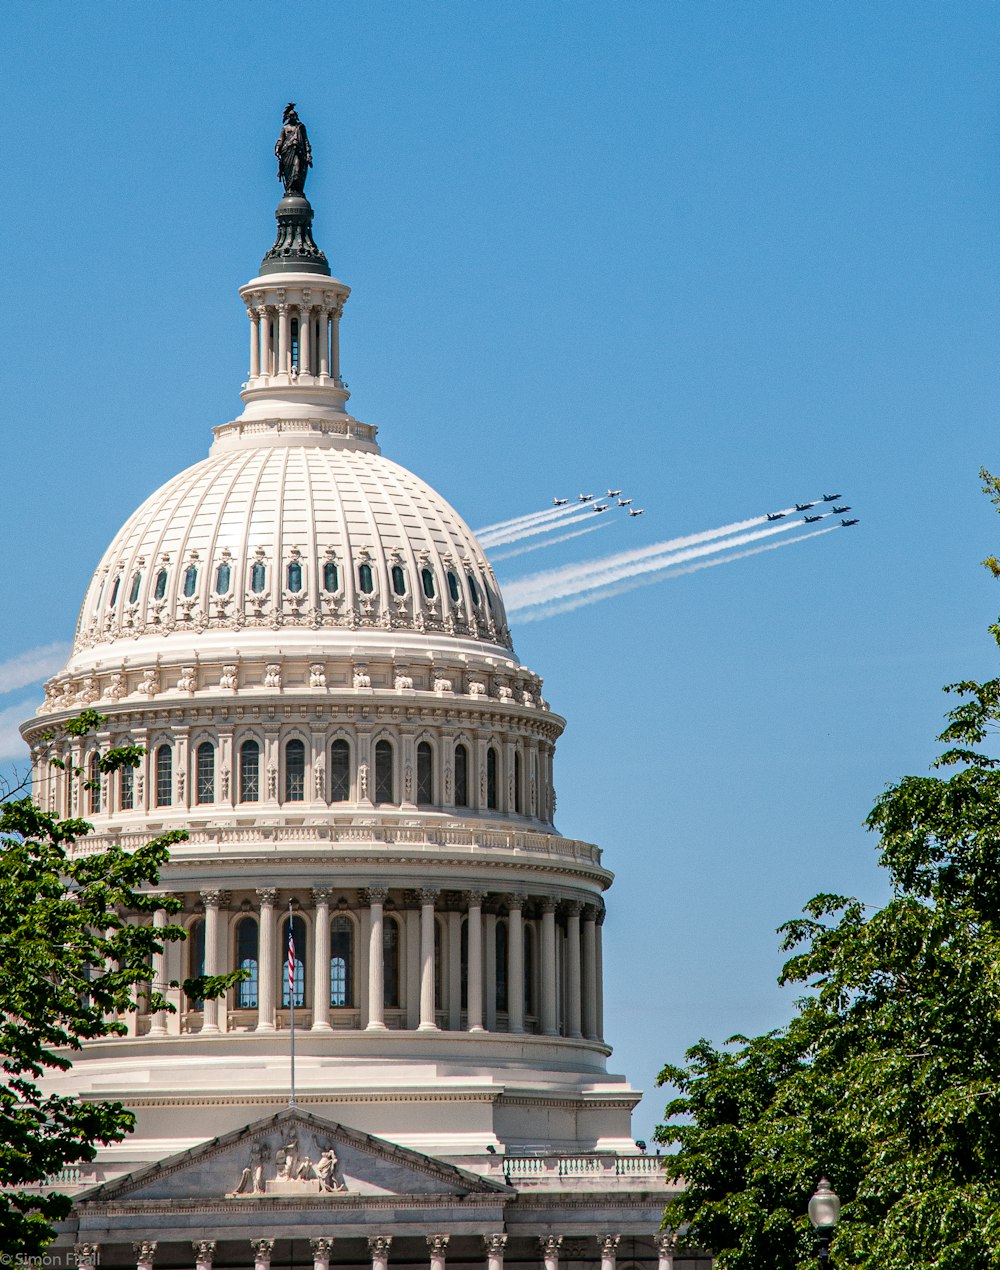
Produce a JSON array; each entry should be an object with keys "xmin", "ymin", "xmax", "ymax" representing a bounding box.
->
[
  {"xmin": 514, "ymin": 750, "xmax": 523, "ymax": 815},
  {"xmin": 154, "ymin": 568, "xmax": 168, "ymax": 600},
  {"xmin": 374, "ymin": 739, "xmax": 394, "ymax": 804},
  {"xmin": 251, "ymin": 562, "xmax": 267, "ymax": 593},
  {"xmin": 467, "ymin": 572, "xmax": 480, "ymax": 605},
  {"xmin": 215, "ymin": 562, "xmax": 231, "ymax": 595},
  {"xmin": 358, "ymin": 563, "xmax": 375, "ymax": 594},
  {"xmin": 196, "ymin": 742, "xmax": 215, "ymax": 804},
  {"xmin": 88, "ymin": 754, "xmax": 101, "ymax": 815},
  {"xmin": 323, "ymin": 560, "xmax": 339, "ymax": 593},
  {"xmin": 417, "ymin": 741, "xmax": 433, "ymax": 805},
  {"xmin": 235, "ymin": 916, "xmax": 258, "ymax": 1009},
  {"xmin": 155, "ymin": 745, "xmax": 172, "ymax": 807},
  {"xmin": 454, "ymin": 743, "xmax": 469, "ymax": 808},
  {"xmin": 487, "ymin": 747, "xmax": 499, "ymax": 810},
  {"xmin": 128, "ymin": 572, "xmax": 142, "ymax": 605},
  {"xmin": 495, "ymin": 922, "xmax": 508, "ymax": 1011},
  {"xmin": 330, "ymin": 739, "xmax": 350, "ymax": 802},
  {"xmin": 109, "ymin": 575, "xmax": 121, "ymax": 608},
  {"xmin": 120, "ymin": 762, "xmax": 134, "ymax": 811},
  {"xmin": 285, "ymin": 739, "xmax": 306, "ymax": 802},
  {"xmin": 447, "ymin": 571, "xmax": 460, "ymax": 604},
  {"xmin": 383, "ymin": 916, "xmax": 400, "ymax": 1008},
  {"xmin": 287, "ymin": 561, "xmax": 303, "ymax": 593},
  {"xmin": 421, "ymin": 567, "xmax": 435, "ymax": 600},
  {"xmin": 187, "ymin": 919, "xmax": 205, "ymax": 1011},
  {"xmin": 391, "ymin": 565, "xmax": 406, "ymax": 596},
  {"xmin": 331, "ymin": 915, "xmax": 354, "ymax": 1008},
  {"xmin": 183, "ymin": 565, "xmax": 198, "ymax": 598},
  {"xmin": 239, "ymin": 740, "xmax": 260, "ymax": 803}
]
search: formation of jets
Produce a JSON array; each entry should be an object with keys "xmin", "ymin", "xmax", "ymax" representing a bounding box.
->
[
  {"xmin": 551, "ymin": 490, "xmax": 646, "ymax": 520},
  {"xmin": 763, "ymin": 494, "xmax": 860, "ymax": 531}
]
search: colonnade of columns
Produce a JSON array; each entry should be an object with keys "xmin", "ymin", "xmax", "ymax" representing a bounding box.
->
[
  {"xmin": 76, "ymin": 1232, "xmax": 681, "ymax": 1270},
  {"xmin": 246, "ymin": 294, "xmax": 345, "ymax": 384}
]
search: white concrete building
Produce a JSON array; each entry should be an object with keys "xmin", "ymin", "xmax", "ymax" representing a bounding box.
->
[{"xmin": 20, "ymin": 128, "xmax": 709, "ymax": 1270}]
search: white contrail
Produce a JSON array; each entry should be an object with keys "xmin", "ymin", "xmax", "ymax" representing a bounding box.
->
[
  {"xmin": 481, "ymin": 506, "xmax": 615, "ymax": 548},
  {"xmin": 475, "ymin": 501, "xmax": 581, "ymax": 539},
  {"xmin": 0, "ymin": 641, "xmax": 70, "ymax": 695},
  {"xmin": 505, "ymin": 518, "xmax": 807, "ymax": 611},
  {"xmin": 490, "ymin": 521, "xmax": 611, "ymax": 562},
  {"xmin": 512, "ymin": 526, "xmax": 840, "ymax": 622}
]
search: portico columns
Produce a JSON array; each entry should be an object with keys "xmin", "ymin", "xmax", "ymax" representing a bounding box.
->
[
  {"xmin": 251, "ymin": 1239, "xmax": 274, "ymax": 1270},
  {"xmin": 598, "ymin": 1234, "xmax": 620, "ymax": 1270},
  {"xmin": 540, "ymin": 898, "xmax": 558, "ymax": 1036},
  {"xmin": 369, "ymin": 1235, "xmax": 392, "ymax": 1270},
  {"xmin": 427, "ymin": 1235, "xmax": 450, "ymax": 1270},
  {"xmin": 318, "ymin": 311, "xmax": 330, "ymax": 377},
  {"xmin": 484, "ymin": 1234, "xmax": 508, "ymax": 1270},
  {"xmin": 656, "ymin": 1233, "xmax": 679, "ymax": 1270},
  {"xmin": 256, "ymin": 888, "xmax": 277, "ymax": 1032},
  {"xmin": 311, "ymin": 1238, "xmax": 334, "ymax": 1270},
  {"xmin": 248, "ymin": 309, "xmax": 260, "ymax": 378},
  {"xmin": 582, "ymin": 904, "xmax": 598, "ymax": 1040},
  {"xmin": 418, "ymin": 889, "xmax": 440, "ymax": 1030},
  {"xmin": 132, "ymin": 1241, "xmax": 157, "ymax": 1270},
  {"xmin": 566, "ymin": 901, "xmax": 583, "ymax": 1038},
  {"xmin": 507, "ymin": 894, "xmax": 525, "ymax": 1033},
  {"xmin": 366, "ymin": 887, "xmax": 389, "ymax": 1030},
  {"xmin": 312, "ymin": 887, "xmax": 332, "ymax": 1031},
  {"xmin": 539, "ymin": 1235, "xmax": 563, "ymax": 1270},
  {"xmin": 200, "ymin": 890, "xmax": 222, "ymax": 1034},
  {"xmin": 259, "ymin": 307, "xmax": 272, "ymax": 376},
  {"xmin": 465, "ymin": 890, "xmax": 485, "ymax": 1032},
  {"xmin": 149, "ymin": 905, "xmax": 168, "ymax": 1036}
]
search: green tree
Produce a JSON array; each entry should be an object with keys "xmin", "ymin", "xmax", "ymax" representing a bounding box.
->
[
  {"xmin": 656, "ymin": 472, "xmax": 1000, "ymax": 1269},
  {"xmin": 0, "ymin": 712, "xmax": 239, "ymax": 1255}
]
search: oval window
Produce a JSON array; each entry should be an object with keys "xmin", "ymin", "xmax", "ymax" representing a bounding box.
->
[
  {"xmin": 323, "ymin": 560, "xmax": 339, "ymax": 592},
  {"xmin": 183, "ymin": 565, "xmax": 198, "ymax": 597},
  {"xmin": 467, "ymin": 572, "xmax": 480, "ymax": 605},
  {"xmin": 447, "ymin": 571, "xmax": 460, "ymax": 603},
  {"xmin": 251, "ymin": 562, "xmax": 266, "ymax": 593},
  {"xmin": 391, "ymin": 565, "xmax": 406, "ymax": 596},
  {"xmin": 421, "ymin": 567, "xmax": 435, "ymax": 599},
  {"xmin": 287, "ymin": 561, "xmax": 302, "ymax": 593},
  {"xmin": 128, "ymin": 572, "xmax": 141, "ymax": 604},
  {"xmin": 358, "ymin": 563, "xmax": 374, "ymax": 594},
  {"xmin": 154, "ymin": 568, "xmax": 168, "ymax": 600},
  {"xmin": 216, "ymin": 562, "xmax": 231, "ymax": 594}
]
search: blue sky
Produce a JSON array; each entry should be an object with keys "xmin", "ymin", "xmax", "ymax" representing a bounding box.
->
[{"xmin": 2, "ymin": 2, "xmax": 999, "ymax": 1142}]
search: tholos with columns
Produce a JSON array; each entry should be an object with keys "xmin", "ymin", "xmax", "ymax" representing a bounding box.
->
[{"xmin": 465, "ymin": 890, "xmax": 485, "ymax": 1032}]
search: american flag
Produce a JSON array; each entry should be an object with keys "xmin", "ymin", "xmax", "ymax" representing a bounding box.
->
[{"xmin": 287, "ymin": 918, "xmax": 296, "ymax": 1001}]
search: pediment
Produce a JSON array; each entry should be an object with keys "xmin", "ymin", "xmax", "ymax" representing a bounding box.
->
[{"xmin": 81, "ymin": 1108, "xmax": 509, "ymax": 1205}]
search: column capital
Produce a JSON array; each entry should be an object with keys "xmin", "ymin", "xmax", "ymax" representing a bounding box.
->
[
  {"xmin": 538, "ymin": 1236, "xmax": 563, "ymax": 1257},
  {"xmin": 74, "ymin": 1248, "xmax": 101, "ymax": 1270},
  {"xmin": 368, "ymin": 1236, "xmax": 393, "ymax": 1255},
  {"xmin": 311, "ymin": 1238, "xmax": 335, "ymax": 1253},
  {"xmin": 200, "ymin": 889, "xmax": 229, "ymax": 909},
  {"xmin": 132, "ymin": 1242, "xmax": 158, "ymax": 1265},
  {"xmin": 583, "ymin": 902, "xmax": 599, "ymax": 921},
  {"xmin": 192, "ymin": 1242, "xmax": 217, "ymax": 1265},
  {"xmin": 565, "ymin": 899, "xmax": 584, "ymax": 916},
  {"xmin": 364, "ymin": 886, "xmax": 389, "ymax": 905},
  {"xmin": 418, "ymin": 887, "xmax": 440, "ymax": 906},
  {"xmin": 655, "ymin": 1233, "xmax": 679, "ymax": 1253},
  {"xmin": 504, "ymin": 892, "xmax": 527, "ymax": 910},
  {"xmin": 256, "ymin": 887, "xmax": 278, "ymax": 907},
  {"xmin": 312, "ymin": 886, "xmax": 332, "ymax": 904},
  {"xmin": 251, "ymin": 1239, "xmax": 275, "ymax": 1256},
  {"xmin": 464, "ymin": 889, "xmax": 487, "ymax": 906},
  {"xmin": 483, "ymin": 1234, "xmax": 508, "ymax": 1256},
  {"xmin": 426, "ymin": 1235, "xmax": 450, "ymax": 1255},
  {"xmin": 541, "ymin": 897, "xmax": 558, "ymax": 914},
  {"xmin": 598, "ymin": 1235, "xmax": 620, "ymax": 1255}
]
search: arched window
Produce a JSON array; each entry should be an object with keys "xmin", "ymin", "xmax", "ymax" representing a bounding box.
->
[
  {"xmin": 330, "ymin": 739, "xmax": 350, "ymax": 802},
  {"xmin": 496, "ymin": 921, "xmax": 508, "ymax": 1012},
  {"xmin": 154, "ymin": 568, "xmax": 168, "ymax": 600},
  {"xmin": 421, "ymin": 567, "xmax": 435, "ymax": 599},
  {"xmin": 188, "ymin": 918, "xmax": 205, "ymax": 1012},
  {"xmin": 239, "ymin": 740, "xmax": 260, "ymax": 803},
  {"xmin": 215, "ymin": 562, "xmax": 231, "ymax": 594},
  {"xmin": 454, "ymin": 743, "xmax": 469, "ymax": 808},
  {"xmin": 196, "ymin": 742, "xmax": 215, "ymax": 804},
  {"xmin": 120, "ymin": 762, "xmax": 134, "ymax": 811},
  {"xmin": 287, "ymin": 560, "xmax": 302, "ymax": 593},
  {"xmin": 183, "ymin": 565, "xmax": 198, "ymax": 597},
  {"xmin": 331, "ymin": 915, "xmax": 353, "ymax": 1008},
  {"xmin": 524, "ymin": 924, "xmax": 536, "ymax": 1017},
  {"xmin": 383, "ymin": 916, "xmax": 400, "ymax": 1009},
  {"xmin": 155, "ymin": 745, "xmax": 172, "ymax": 807},
  {"xmin": 374, "ymin": 740, "xmax": 394, "ymax": 804},
  {"xmin": 391, "ymin": 565, "xmax": 406, "ymax": 596},
  {"xmin": 290, "ymin": 317, "xmax": 300, "ymax": 370},
  {"xmin": 251, "ymin": 561, "xmax": 266, "ymax": 593},
  {"xmin": 109, "ymin": 575, "xmax": 121, "ymax": 607},
  {"xmin": 235, "ymin": 917, "xmax": 258, "ymax": 1009},
  {"xmin": 128, "ymin": 571, "xmax": 141, "ymax": 604},
  {"xmin": 514, "ymin": 750, "xmax": 523, "ymax": 814},
  {"xmin": 285, "ymin": 739, "xmax": 306, "ymax": 802},
  {"xmin": 88, "ymin": 754, "xmax": 101, "ymax": 815},
  {"xmin": 416, "ymin": 741, "xmax": 433, "ymax": 805},
  {"xmin": 447, "ymin": 571, "xmax": 460, "ymax": 604},
  {"xmin": 358, "ymin": 563, "xmax": 374, "ymax": 594},
  {"xmin": 467, "ymin": 571, "xmax": 480, "ymax": 605},
  {"xmin": 323, "ymin": 560, "xmax": 339, "ymax": 592},
  {"xmin": 281, "ymin": 914, "xmax": 306, "ymax": 1008},
  {"xmin": 487, "ymin": 748, "xmax": 499, "ymax": 811}
]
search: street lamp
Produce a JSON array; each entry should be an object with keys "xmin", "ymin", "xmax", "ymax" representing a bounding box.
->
[{"xmin": 808, "ymin": 1177, "xmax": 841, "ymax": 1266}]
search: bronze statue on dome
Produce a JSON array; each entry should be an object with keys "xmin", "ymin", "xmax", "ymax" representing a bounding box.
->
[{"xmin": 275, "ymin": 103, "xmax": 312, "ymax": 196}]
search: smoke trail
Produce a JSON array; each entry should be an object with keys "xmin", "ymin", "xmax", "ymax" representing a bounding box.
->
[
  {"xmin": 490, "ymin": 520, "xmax": 611, "ymax": 562},
  {"xmin": 481, "ymin": 505, "xmax": 614, "ymax": 548},
  {"xmin": 475, "ymin": 500, "xmax": 581, "ymax": 539},
  {"xmin": 504, "ymin": 518, "xmax": 806, "ymax": 611},
  {"xmin": 512, "ymin": 526, "xmax": 839, "ymax": 623}
]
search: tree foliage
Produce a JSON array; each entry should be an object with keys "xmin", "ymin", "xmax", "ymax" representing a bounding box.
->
[
  {"xmin": 0, "ymin": 715, "xmax": 239, "ymax": 1254},
  {"xmin": 656, "ymin": 471, "xmax": 1000, "ymax": 1268}
]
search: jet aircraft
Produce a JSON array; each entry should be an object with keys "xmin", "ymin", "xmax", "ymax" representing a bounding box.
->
[
  {"xmin": 552, "ymin": 497, "xmax": 569, "ymax": 506},
  {"xmin": 766, "ymin": 512, "xmax": 786, "ymax": 521},
  {"xmin": 841, "ymin": 518, "xmax": 859, "ymax": 527},
  {"xmin": 607, "ymin": 488, "xmax": 622, "ymax": 497},
  {"xmin": 617, "ymin": 497, "xmax": 633, "ymax": 507},
  {"xmin": 822, "ymin": 493, "xmax": 842, "ymax": 502},
  {"xmin": 628, "ymin": 508, "xmax": 645, "ymax": 517},
  {"xmin": 832, "ymin": 505, "xmax": 850, "ymax": 514},
  {"xmin": 802, "ymin": 514, "xmax": 823, "ymax": 523},
  {"xmin": 578, "ymin": 493, "xmax": 594, "ymax": 502},
  {"xmin": 593, "ymin": 504, "xmax": 609, "ymax": 513},
  {"xmin": 795, "ymin": 502, "xmax": 816, "ymax": 511}
]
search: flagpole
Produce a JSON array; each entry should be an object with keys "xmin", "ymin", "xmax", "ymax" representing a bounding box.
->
[{"xmin": 288, "ymin": 901, "xmax": 296, "ymax": 1108}]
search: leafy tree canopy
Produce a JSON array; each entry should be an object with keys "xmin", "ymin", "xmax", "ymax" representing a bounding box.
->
[
  {"xmin": 656, "ymin": 470, "xmax": 1000, "ymax": 1269},
  {"xmin": 0, "ymin": 713, "xmax": 241, "ymax": 1254}
]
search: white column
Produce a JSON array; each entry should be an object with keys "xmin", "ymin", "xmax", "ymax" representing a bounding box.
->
[
  {"xmin": 484, "ymin": 911, "xmax": 497, "ymax": 1031},
  {"xmin": 278, "ymin": 304, "xmax": 290, "ymax": 374},
  {"xmin": 447, "ymin": 910, "xmax": 462, "ymax": 1030},
  {"xmin": 540, "ymin": 899, "xmax": 558, "ymax": 1036},
  {"xmin": 311, "ymin": 1238, "xmax": 334, "ymax": 1270},
  {"xmin": 312, "ymin": 887, "xmax": 332, "ymax": 1031},
  {"xmin": 200, "ymin": 890, "xmax": 222, "ymax": 1034},
  {"xmin": 405, "ymin": 908, "xmax": 420, "ymax": 1029},
  {"xmin": 656, "ymin": 1234, "xmax": 678, "ymax": 1270},
  {"xmin": 484, "ymin": 1234, "xmax": 508, "ymax": 1270},
  {"xmin": 596, "ymin": 909, "xmax": 605, "ymax": 1040},
  {"xmin": 251, "ymin": 1240, "xmax": 274, "ymax": 1270},
  {"xmin": 539, "ymin": 1236, "xmax": 562, "ymax": 1270},
  {"xmin": 366, "ymin": 887, "xmax": 388, "ymax": 1030},
  {"xmin": 132, "ymin": 1241, "xmax": 157, "ymax": 1270},
  {"xmin": 598, "ymin": 1234, "xmax": 620, "ymax": 1270},
  {"xmin": 582, "ymin": 904, "xmax": 598, "ymax": 1040},
  {"xmin": 256, "ymin": 888, "xmax": 277, "ymax": 1032},
  {"xmin": 318, "ymin": 311, "xmax": 330, "ymax": 377},
  {"xmin": 259, "ymin": 307, "xmax": 272, "ymax": 376},
  {"xmin": 418, "ymin": 889, "xmax": 440, "ymax": 1030},
  {"xmin": 299, "ymin": 306, "xmax": 312, "ymax": 374},
  {"xmin": 149, "ymin": 906, "xmax": 168, "ymax": 1036},
  {"xmin": 331, "ymin": 302, "xmax": 343, "ymax": 381},
  {"xmin": 427, "ymin": 1235, "xmax": 449, "ymax": 1270},
  {"xmin": 507, "ymin": 894, "xmax": 525, "ymax": 1033},
  {"xmin": 369, "ymin": 1235, "xmax": 392, "ymax": 1270},
  {"xmin": 465, "ymin": 890, "xmax": 485, "ymax": 1032},
  {"xmin": 248, "ymin": 310, "xmax": 260, "ymax": 378},
  {"xmin": 192, "ymin": 1243, "xmax": 216, "ymax": 1270},
  {"xmin": 566, "ymin": 901, "xmax": 582, "ymax": 1039}
]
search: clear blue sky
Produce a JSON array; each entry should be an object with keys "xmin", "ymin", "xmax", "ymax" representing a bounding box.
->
[{"xmin": 2, "ymin": 2, "xmax": 999, "ymax": 1143}]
